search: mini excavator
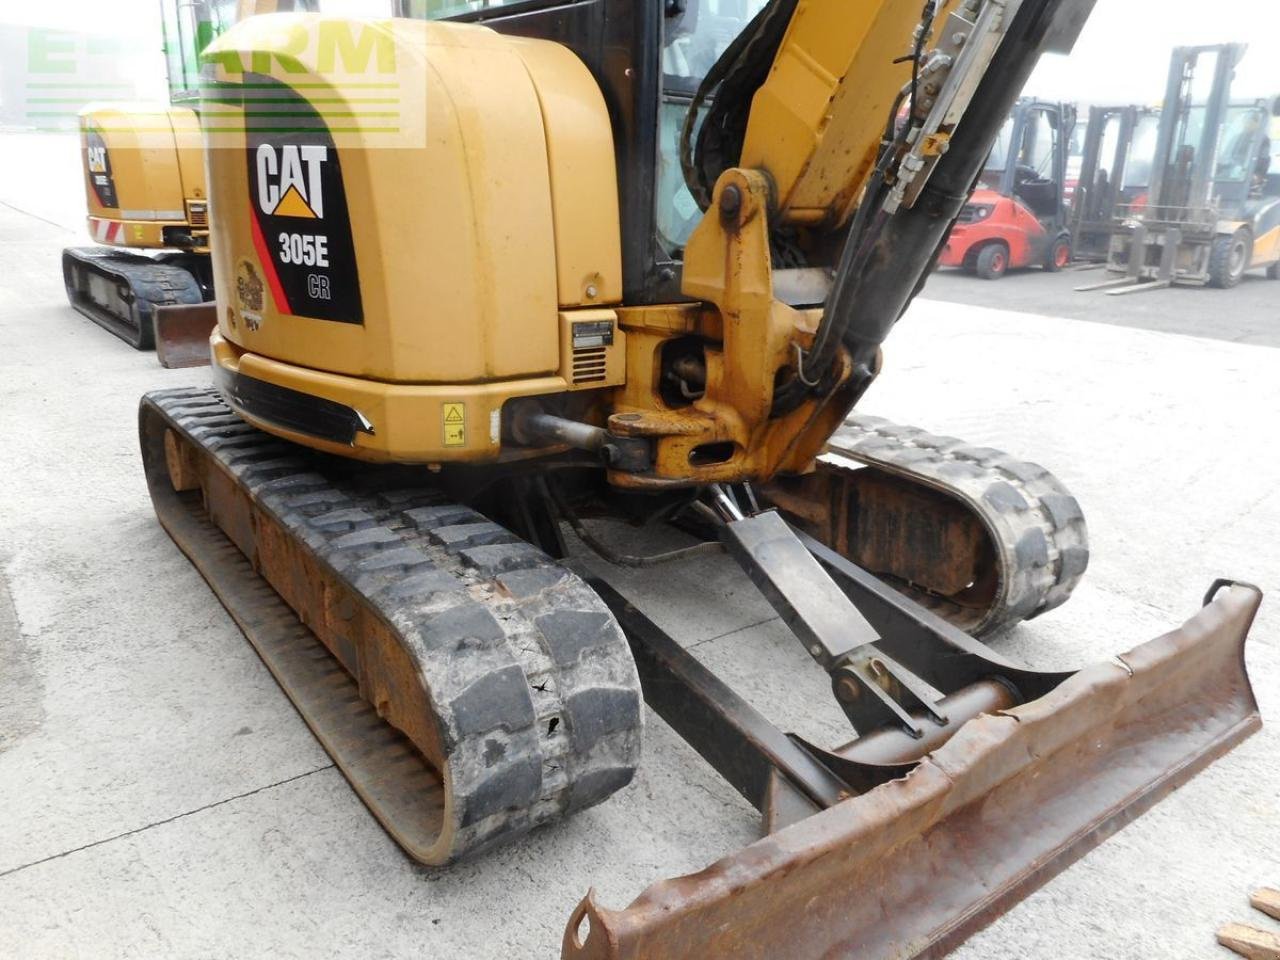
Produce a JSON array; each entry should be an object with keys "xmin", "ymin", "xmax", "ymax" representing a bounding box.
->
[
  {"xmin": 138, "ymin": 1, "xmax": 1262, "ymax": 957},
  {"xmin": 62, "ymin": 0, "xmax": 235, "ymax": 354}
]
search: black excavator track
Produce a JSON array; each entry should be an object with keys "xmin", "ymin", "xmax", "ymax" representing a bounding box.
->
[
  {"xmin": 140, "ymin": 387, "xmax": 643, "ymax": 864},
  {"xmin": 141, "ymin": 385, "xmax": 1087, "ymax": 866},
  {"xmin": 765, "ymin": 415, "xmax": 1089, "ymax": 637},
  {"xmin": 63, "ymin": 248, "xmax": 206, "ymax": 350}
]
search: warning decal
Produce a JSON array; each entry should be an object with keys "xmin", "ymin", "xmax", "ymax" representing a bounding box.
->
[{"xmin": 443, "ymin": 403, "xmax": 465, "ymax": 447}]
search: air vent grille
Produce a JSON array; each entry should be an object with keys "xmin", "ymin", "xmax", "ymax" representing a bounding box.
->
[
  {"xmin": 187, "ymin": 202, "xmax": 208, "ymax": 228},
  {"xmin": 572, "ymin": 346, "xmax": 608, "ymax": 384}
]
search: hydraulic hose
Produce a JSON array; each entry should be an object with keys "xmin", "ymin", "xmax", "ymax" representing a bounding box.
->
[{"xmin": 830, "ymin": 0, "xmax": 1095, "ymax": 373}]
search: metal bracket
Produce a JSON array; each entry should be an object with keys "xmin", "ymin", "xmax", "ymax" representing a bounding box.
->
[{"xmin": 725, "ymin": 511, "xmax": 960, "ymax": 738}]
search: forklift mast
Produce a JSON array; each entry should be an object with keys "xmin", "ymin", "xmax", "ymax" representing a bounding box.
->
[
  {"xmin": 1076, "ymin": 41, "xmax": 1280, "ymax": 292},
  {"xmin": 1148, "ymin": 43, "xmax": 1245, "ymax": 220},
  {"xmin": 1068, "ymin": 103, "xmax": 1160, "ymax": 262}
]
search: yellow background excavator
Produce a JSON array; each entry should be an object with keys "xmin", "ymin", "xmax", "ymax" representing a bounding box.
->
[
  {"xmin": 137, "ymin": 1, "xmax": 1262, "ymax": 957},
  {"xmin": 61, "ymin": 1, "xmax": 241, "ymax": 352}
]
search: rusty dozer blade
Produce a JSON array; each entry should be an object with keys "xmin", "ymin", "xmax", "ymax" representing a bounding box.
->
[
  {"xmin": 564, "ymin": 513, "xmax": 1261, "ymax": 960},
  {"xmin": 154, "ymin": 303, "xmax": 216, "ymax": 368}
]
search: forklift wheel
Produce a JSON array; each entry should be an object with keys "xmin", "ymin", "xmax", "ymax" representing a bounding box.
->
[
  {"xmin": 1043, "ymin": 236, "xmax": 1072, "ymax": 272},
  {"xmin": 1267, "ymin": 261, "xmax": 1279, "ymax": 280},
  {"xmin": 1208, "ymin": 229, "xmax": 1251, "ymax": 289},
  {"xmin": 976, "ymin": 244, "xmax": 1009, "ymax": 281}
]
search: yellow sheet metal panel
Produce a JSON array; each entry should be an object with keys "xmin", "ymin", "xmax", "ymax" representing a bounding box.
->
[
  {"xmin": 205, "ymin": 16, "xmax": 561, "ymax": 384},
  {"xmin": 510, "ymin": 37, "xmax": 622, "ymax": 308},
  {"xmin": 167, "ymin": 107, "xmax": 208, "ymax": 208},
  {"xmin": 212, "ymin": 331, "xmax": 570, "ymax": 462},
  {"xmin": 86, "ymin": 216, "xmax": 182, "ymax": 248},
  {"xmin": 1252, "ymin": 224, "xmax": 1280, "ymax": 265},
  {"xmin": 78, "ymin": 104, "xmax": 188, "ymax": 228},
  {"xmin": 740, "ymin": 0, "xmax": 958, "ymax": 225}
]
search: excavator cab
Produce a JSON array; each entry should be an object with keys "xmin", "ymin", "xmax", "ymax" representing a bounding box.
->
[
  {"xmin": 136, "ymin": 3, "xmax": 1263, "ymax": 958},
  {"xmin": 161, "ymin": 0, "xmax": 242, "ymax": 104},
  {"xmin": 939, "ymin": 98, "xmax": 1076, "ymax": 278},
  {"xmin": 658, "ymin": 1, "xmax": 770, "ymax": 255}
]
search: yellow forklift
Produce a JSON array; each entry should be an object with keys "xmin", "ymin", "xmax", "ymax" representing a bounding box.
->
[{"xmin": 1080, "ymin": 44, "xmax": 1280, "ymax": 294}]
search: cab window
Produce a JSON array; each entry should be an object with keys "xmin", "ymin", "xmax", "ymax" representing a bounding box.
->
[
  {"xmin": 658, "ymin": 0, "xmax": 769, "ymax": 255},
  {"xmin": 404, "ymin": 0, "xmax": 535, "ymax": 16}
]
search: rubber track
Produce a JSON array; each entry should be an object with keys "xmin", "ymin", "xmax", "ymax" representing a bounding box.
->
[
  {"xmin": 64, "ymin": 247, "xmax": 204, "ymax": 350},
  {"xmin": 141, "ymin": 387, "xmax": 643, "ymax": 864},
  {"xmin": 822, "ymin": 414, "xmax": 1090, "ymax": 636}
]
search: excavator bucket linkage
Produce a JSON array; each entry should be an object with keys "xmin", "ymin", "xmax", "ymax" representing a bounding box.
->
[{"xmin": 565, "ymin": 518, "xmax": 1260, "ymax": 960}]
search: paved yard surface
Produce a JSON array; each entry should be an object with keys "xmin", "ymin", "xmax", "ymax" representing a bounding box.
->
[
  {"xmin": 925, "ymin": 261, "xmax": 1280, "ymax": 347},
  {"xmin": 0, "ymin": 135, "xmax": 1277, "ymax": 959}
]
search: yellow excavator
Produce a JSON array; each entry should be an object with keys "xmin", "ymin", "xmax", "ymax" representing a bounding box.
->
[
  {"xmin": 61, "ymin": 0, "xmax": 240, "ymax": 354},
  {"xmin": 138, "ymin": 1, "xmax": 1262, "ymax": 957}
]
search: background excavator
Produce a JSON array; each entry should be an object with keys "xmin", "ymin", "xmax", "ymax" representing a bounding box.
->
[
  {"xmin": 61, "ymin": 0, "xmax": 237, "ymax": 357},
  {"xmin": 138, "ymin": 1, "xmax": 1262, "ymax": 957}
]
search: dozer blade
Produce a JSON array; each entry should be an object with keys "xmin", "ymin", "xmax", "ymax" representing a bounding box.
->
[
  {"xmin": 564, "ymin": 580, "xmax": 1260, "ymax": 960},
  {"xmin": 154, "ymin": 303, "xmax": 216, "ymax": 368}
]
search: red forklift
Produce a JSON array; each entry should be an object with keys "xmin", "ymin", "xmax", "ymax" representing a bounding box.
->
[{"xmin": 939, "ymin": 99, "xmax": 1075, "ymax": 279}]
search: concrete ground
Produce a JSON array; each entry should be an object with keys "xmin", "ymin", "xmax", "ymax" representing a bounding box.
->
[
  {"xmin": 926, "ymin": 262, "xmax": 1280, "ymax": 347},
  {"xmin": 0, "ymin": 134, "xmax": 1277, "ymax": 959}
]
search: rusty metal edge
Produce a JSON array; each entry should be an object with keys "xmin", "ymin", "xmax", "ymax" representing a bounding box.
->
[
  {"xmin": 155, "ymin": 303, "xmax": 216, "ymax": 369},
  {"xmin": 563, "ymin": 584, "xmax": 1261, "ymax": 960}
]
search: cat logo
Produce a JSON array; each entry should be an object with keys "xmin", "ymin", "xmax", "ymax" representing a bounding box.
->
[
  {"xmin": 255, "ymin": 144, "xmax": 327, "ymax": 219},
  {"xmin": 86, "ymin": 145, "xmax": 108, "ymax": 174}
]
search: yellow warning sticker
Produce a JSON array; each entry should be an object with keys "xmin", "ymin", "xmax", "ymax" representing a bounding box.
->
[{"xmin": 443, "ymin": 402, "xmax": 465, "ymax": 447}]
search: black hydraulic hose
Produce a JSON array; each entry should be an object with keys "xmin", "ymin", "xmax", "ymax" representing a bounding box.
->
[
  {"xmin": 831, "ymin": 0, "xmax": 1096, "ymax": 374},
  {"xmin": 904, "ymin": 2, "xmax": 939, "ymax": 124},
  {"xmin": 794, "ymin": 159, "xmax": 892, "ymax": 387}
]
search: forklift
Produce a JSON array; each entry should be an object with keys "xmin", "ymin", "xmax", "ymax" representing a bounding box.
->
[
  {"xmin": 1080, "ymin": 44, "xmax": 1280, "ymax": 294},
  {"xmin": 1068, "ymin": 104, "xmax": 1160, "ymax": 263},
  {"xmin": 938, "ymin": 98, "xmax": 1075, "ymax": 279}
]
